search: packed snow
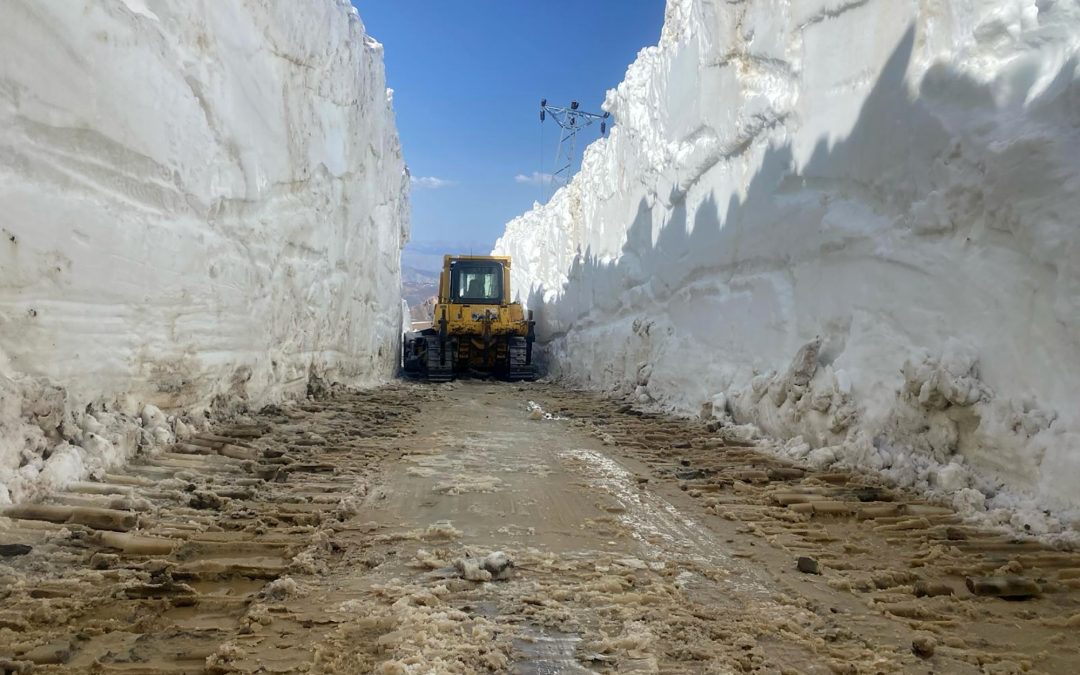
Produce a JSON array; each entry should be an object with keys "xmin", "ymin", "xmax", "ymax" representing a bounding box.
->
[
  {"xmin": 0, "ymin": 0, "xmax": 408, "ymax": 503},
  {"xmin": 495, "ymin": 0, "xmax": 1080, "ymax": 533}
]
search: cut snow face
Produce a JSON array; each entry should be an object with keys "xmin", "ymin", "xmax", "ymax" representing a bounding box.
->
[
  {"xmin": 0, "ymin": 0, "xmax": 408, "ymax": 503},
  {"xmin": 494, "ymin": 0, "xmax": 1080, "ymax": 531}
]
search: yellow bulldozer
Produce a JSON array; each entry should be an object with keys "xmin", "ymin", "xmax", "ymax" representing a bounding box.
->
[{"xmin": 402, "ymin": 255, "xmax": 536, "ymax": 382}]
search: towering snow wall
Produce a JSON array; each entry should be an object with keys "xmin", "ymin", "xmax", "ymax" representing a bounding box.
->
[
  {"xmin": 0, "ymin": 0, "xmax": 409, "ymax": 503},
  {"xmin": 496, "ymin": 1, "xmax": 1080, "ymax": 531}
]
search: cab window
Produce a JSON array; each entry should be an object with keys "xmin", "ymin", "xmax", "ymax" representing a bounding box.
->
[{"xmin": 451, "ymin": 264, "xmax": 502, "ymax": 304}]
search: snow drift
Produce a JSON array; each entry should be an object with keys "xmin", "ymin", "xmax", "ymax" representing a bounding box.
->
[
  {"xmin": 0, "ymin": 0, "xmax": 408, "ymax": 503},
  {"xmin": 495, "ymin": 0, "xmax": 1080, "ymax": 533}
]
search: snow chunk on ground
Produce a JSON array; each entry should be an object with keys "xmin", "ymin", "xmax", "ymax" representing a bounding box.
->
[{"xmin": 451, "ymin": 551, "xmax": 513, "ymax": 582}]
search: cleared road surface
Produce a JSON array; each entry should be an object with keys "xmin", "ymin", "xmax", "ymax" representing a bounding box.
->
[{"xmin": 2, "ymin": 381, "xmax": 1079, "ymax": 673}]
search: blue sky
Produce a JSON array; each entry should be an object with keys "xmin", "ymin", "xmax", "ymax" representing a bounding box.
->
[{"xmin": 352, "ymin": 1, "xmax": 665, "ymax": 270}]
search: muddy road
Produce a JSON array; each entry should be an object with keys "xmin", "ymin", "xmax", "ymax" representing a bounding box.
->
[{"xmin": 2, "ymin": 381, "xmax": 1080, "ymax": 673}]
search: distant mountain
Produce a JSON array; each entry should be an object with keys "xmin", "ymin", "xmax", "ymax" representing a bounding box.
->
[
  {"xmin": 402, "ymin": 265, "xmax": 440, "ymax": 284},
  {"xmin": 402, "ymin": 265, "xmax": 439, "ymax": 324}
]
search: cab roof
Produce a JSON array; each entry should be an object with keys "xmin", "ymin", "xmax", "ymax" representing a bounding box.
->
[{"xmin": 443, "ymin": 255, "xmax": 511, "ymax": 268}]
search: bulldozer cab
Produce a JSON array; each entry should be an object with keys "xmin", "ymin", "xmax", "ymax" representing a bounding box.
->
[
  {"xmin": 450, "ymin": 262, "xmax": 501, "ymax": 303},
  {"xmin": 442, "ymin": 257, "xmax": 509, "ymax": 305}
]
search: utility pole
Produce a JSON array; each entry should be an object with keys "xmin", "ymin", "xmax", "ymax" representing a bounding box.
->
[{"xmin": 539, "ymin": 99, "xmax": 609, "ymax": 199}]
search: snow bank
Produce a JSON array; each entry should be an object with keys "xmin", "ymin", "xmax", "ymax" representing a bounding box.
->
[
  {"xmin": 495, "ymin": 0, "xmax": 1080, "ymax": 532},
  {"xmin": 0, "ymin": 0, "xmax": 408, "ymax": 503}
]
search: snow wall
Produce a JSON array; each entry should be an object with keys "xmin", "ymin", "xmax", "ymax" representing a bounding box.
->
[
  {"xmin": 495, "ymin": 0, "xmax": 1080, "ymax": 534},
  {"xmin": 0, "ymin": 0, "xmax": 409, "ymax": 504}
]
